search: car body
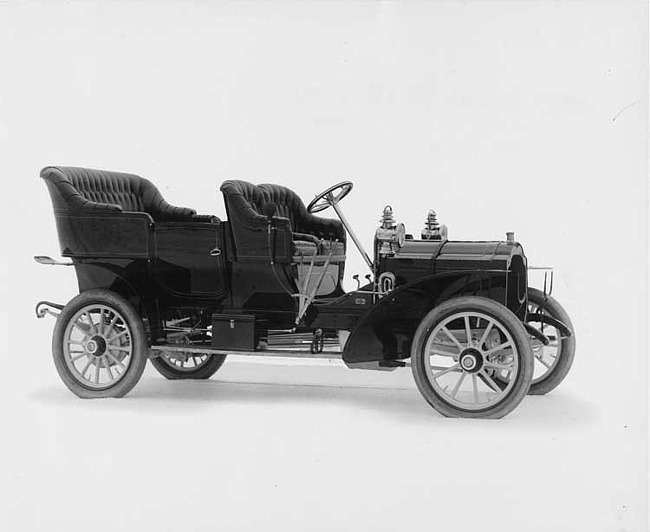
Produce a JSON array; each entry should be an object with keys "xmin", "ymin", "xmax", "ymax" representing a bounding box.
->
[{"xmin": 36, "ymin": 166, "xmax": 575, "ymax": 418}]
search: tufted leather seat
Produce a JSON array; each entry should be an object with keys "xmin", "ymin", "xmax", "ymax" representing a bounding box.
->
[
  {"xmin": 220, "ymin": 180, "xmax": 346, "ymax": 256},
  {"xmin": 258, "ymin": 183, "xmax": 345, "ymax": 247},
  {"xmin": 220, "ymin": 180, "xmax": 346, "ymax": 293},
  {"xmin": 41, "ymin": 166, "xmax": 216, "ymax": 223}
]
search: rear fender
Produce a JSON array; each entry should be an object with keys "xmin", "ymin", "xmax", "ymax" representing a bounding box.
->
[
  {"xmin": 72, "ymin": 260, "xmax": 158, "ymax": 335},
  {"xmin": 343, "ymin": 270, "xmax": 509, "ymax": 365}
]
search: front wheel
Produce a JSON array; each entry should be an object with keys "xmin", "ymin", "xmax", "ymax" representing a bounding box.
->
[
  {"xmin": 525, "ymin": 288, "xmax": 576, "ymax": 395},
  {"xmin": 411, "ymin": 296, "xmax": 533, "ymax": 419},
  {"xmin": 52, "ymin": 289, "xmax": 148, "ymax": 398}
]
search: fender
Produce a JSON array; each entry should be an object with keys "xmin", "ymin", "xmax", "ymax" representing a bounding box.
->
[
  {"xmin": 526, "ymin": 312, "xmax": 573, "ymax": 339},
  {"xmin": 343, "ymin": 269, "xmax": 512, "ymax": 365},
  {"xmin": 72, "ymin": 259, "xmax": 159, "ymax": 333}
]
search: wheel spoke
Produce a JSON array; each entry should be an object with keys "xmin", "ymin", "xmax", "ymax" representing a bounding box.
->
[
  {"xmin": 483, "ymin": 341, "xmax": 512, "ymax": 356},
  {"xmin": 441, "ymin": 327, "xmax": 463, "ymax": 351},
  {"xmin": 106, "ymin": 352, "xmax": 126, "ymax": 369},
  {"xmin": 477, "ymin": 320, "xmax": 494, "ymax": 349},
  {"xmin": 107, "ymin": 312, "xmax": 119, "ymax": 332},
  {"xmin": 480, "ymin": 370, "xmax": 503, "ymax": 394},
  {"xmin": 103, "ymin": 357, "xmax": 114, "ymax": 380},
  {"xmin": 107, "ymin": 330, "xmax": 128, "ymax": 343},
  {"xmin": 429, "ymin": 347, "xmax": 458, "ymax": 358},
  {"xmin": 94, "ymin": 360, "xmax": 100, "ymax": 384},
  {"xmin": 70, "ymin": 352, "xmax": 88, "ymax": 362},
  {"xmin": 80, "ymin": 358, "xmax": 93, "ymax": 378},
  {"xmin": 432, "ymin": 363, "xmax": 461, "ymax": 380},
  {"xmin": 542, "ymin": 349, "xmax": 558, "ymax": 359},
  {"xmin": 73, "ymin": 322, "xmax": 91, "ymax": 337},
  {"xmin": 472, "ymin": 374, "xmax": 479, "ymax": 403},
  {"xmin": 109, "ymin": 345, "xmax": 131, "ymax": 353},
  {"xmin": 464, "ymin": 316, "xmax": 472, "ymax": 347},
  {"xmin": 83, "ymin": 312, "xmax": 97, "ymax": 334},
  {"xmin": 98, "ymin": 308, "xmax": 104, "ymax": 335},
  {"xmin": 535, "ymin": 355, "xmax": 552, "ymax": 370},
  {"xmin": 484, "ymin": 361, "xmax": 513, "ymax": 372},
  {"xmin": 450, "ymin": 372, "xmax": 466, "ymax": 399}
]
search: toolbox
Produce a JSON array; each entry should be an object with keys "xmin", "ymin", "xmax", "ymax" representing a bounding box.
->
[{"xmin": 211, "ymin": 313, "xmax": 256, "ymax": 351}]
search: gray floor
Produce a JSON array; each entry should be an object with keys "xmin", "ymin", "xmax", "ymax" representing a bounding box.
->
[{"xmin": 3, "ymin": 357, "xmax": 633, "ymax": 532}]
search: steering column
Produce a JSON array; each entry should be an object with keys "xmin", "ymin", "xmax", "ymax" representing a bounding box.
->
[{"xmin": 307, "ymin": 182, "xmax": 373, "ymax": 271}]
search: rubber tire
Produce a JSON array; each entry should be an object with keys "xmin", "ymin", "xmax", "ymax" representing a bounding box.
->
[
  {"xmin": 411, "ymin": 296, "xmax": 534, "ymax": 419},
  {"xmin": 526, "ymin": 287, "xmax": 576, "ymax": 395},
  {"xmin": 52, "ymin": 289, "xmax": 148, "ymax": 398},
  {"xmin": 150, "ymin": 353, "xmax": 227, "ymax": 380}
]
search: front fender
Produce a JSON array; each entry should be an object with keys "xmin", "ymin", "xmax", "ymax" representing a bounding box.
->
[{"xmin": 342, "ymin": 269, "xmax": 511, "ymax": 365}]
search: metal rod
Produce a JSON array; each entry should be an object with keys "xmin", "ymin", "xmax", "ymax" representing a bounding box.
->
[
  {"xmin": 35, "ymin": 301, "xmax": 64, "ymax": 319},
  {"xmin": 295, "ymin": 240, "xmax": 338, "ymax": 325},
  {"xmin": 331, "ymin": 201, "xmax": 373, "ymax": 270}
]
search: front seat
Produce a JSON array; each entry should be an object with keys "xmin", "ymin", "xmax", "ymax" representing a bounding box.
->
[{"xmin": 220, "ymin": 179, "xmax": 346, "ymax": 294}]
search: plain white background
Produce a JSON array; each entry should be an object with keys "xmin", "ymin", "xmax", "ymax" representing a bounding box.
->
[{"xmin": 0, "ymin": 1, "xmax": 647, "ymax": 531}]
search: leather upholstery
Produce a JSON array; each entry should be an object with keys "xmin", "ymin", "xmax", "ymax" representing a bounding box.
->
[
  {"xmin": 292, "ymin": 239, "xmax": 319, "ymax": 256},
  {"xmin": 41, "ymin": 166, "xmax": 217, "ymax": 223},
  {"xmin": 220, "ymin": 179, "xmax": 346, "ymax": 292},
  {"xmin": 220, "ymin": 180, "xmax": 346, "ymax": 248},
  {"xmin": 259, "ymin": 183, "xmax": 345, "ymax": 243}
]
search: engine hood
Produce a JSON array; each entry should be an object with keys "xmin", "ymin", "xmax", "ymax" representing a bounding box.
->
[{"xmin": 380, "ymin": 239, "xmax": 527, "ymax": 286}]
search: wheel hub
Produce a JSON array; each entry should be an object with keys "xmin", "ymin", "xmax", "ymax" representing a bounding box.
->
[
  {"xmin": 86, "ymin": 335, "xmax": 107, "ymax": 357},
  {"xmin": 459, "ymin": 348, "xmax": 483, "ymax": 373}
]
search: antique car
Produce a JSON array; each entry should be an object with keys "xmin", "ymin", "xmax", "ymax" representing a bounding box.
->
[{"xmin": 35, "ymin": 166, "xmax": 575, "ymax": 418}]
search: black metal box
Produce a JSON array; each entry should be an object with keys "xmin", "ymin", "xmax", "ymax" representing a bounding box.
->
[{"xmin": 211, "ymin": 313, "xmax": 256, "ymax": 351}]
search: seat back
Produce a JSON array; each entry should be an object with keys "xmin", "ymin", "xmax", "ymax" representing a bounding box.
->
[
  {"xmin": 220, "ymin": 179, "xmax": 346, "ymax": 294},
  {"xmin": 41, "ymin": 166, "xmax": 198, "ymax": 222},
  {"xmin": 220, "ymin": 179, "xmax": 267, "ymax": 219},
  {"xmin": 220, "ymin": 179, "xmax": 345, "ymax": 246},
  {"xmin": 258, "ymin": 183, "xmax": 307, "ymax": 233}
]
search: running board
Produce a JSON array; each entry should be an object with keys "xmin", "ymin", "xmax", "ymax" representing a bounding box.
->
[
  {"xmin": 150, "ymin": 344, "xmax": 414, "ymax": 369},
  {"xmin": 150, "ymin": 344, "xmax": 343, "ymax": 360}
]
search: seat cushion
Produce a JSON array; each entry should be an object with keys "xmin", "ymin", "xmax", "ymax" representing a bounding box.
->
[
  {"xmin": 319, "ymin": 240, "xmax": 346, "ymax": 256},
  {"xmin": 292, "ymin": 240, "xmax": 318, "ymax": 257}
]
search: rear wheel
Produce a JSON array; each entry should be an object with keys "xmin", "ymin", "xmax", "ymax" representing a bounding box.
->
[
  {"xmin": 52, "ymin": 289, "xmax": 148, "ymax": 398},
  {"xmin": 150, "ymin": 352, "xmax": 226, "ymax": 380},
  {"xmin": 411, "ymin": 296, "xmax": 533, "ymax": 419}
]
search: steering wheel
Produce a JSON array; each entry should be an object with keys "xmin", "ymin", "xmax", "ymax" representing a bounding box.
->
[{"xmin": 307, "ymin": 182, "xmax": 353, "ymax": 213}]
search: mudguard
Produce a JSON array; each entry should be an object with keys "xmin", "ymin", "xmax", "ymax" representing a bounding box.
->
[{"xmin": 342, "ymin": 269, "xmax": 514, "ymax": 365}]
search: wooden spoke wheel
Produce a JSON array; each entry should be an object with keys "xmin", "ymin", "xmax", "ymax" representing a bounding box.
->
[
  {"xmin": 53, "ymin": 290, "xmax": 147, "ymax": 398},
  {"xmin": 411, "ymin": 296, "xmax": 533, "ymax": 419}
]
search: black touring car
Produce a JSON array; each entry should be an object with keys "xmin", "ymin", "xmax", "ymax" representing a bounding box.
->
[{"xmin": 35, "ymin": 166, "xmax": 575, "ymax": 418}]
